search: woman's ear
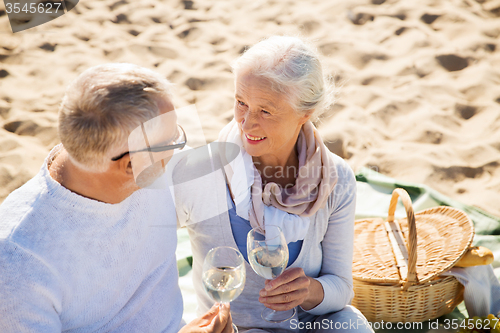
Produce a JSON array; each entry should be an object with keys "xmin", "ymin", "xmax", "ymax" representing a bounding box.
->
[{"xmin": 299, "ymin": 110, "xmax": 313, "ymax": 125}]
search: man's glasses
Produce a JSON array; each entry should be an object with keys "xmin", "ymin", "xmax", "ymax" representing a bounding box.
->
[{"xmin": 111, "ymin": 125, "xmax": 187, "ymax": 161}]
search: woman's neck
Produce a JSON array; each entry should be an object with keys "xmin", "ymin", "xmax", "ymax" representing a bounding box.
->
[{"xmin": 253, "ymin": 147, "xmax": 299, "ymax": 188}]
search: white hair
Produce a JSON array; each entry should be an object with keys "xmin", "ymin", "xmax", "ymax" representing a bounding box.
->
[
  {"xmin": 232, "ymin": 36, "xmax": 335, "ymax": 121},
  {"xmin": 58, "ymin": 63, "xmax": 173, "ymax": 172}
]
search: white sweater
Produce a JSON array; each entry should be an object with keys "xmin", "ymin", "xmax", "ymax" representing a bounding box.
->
[
  {"xmin": 0, "ymin": 146, "xmax": 183, "ymax": 333},
  {"xmin": 170, "ymin": 143, "xmax": 356, "ymax": 330}
]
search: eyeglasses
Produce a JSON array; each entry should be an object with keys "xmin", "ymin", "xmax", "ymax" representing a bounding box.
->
[{"xmin": 111, "ymin": 125, "xmax": 187, "ymax": 161}]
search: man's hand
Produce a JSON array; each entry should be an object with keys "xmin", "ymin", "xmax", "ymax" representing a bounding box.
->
[
  {"xmin": 258, "ymin": 267, "xmax": 324, "ymax": 311},
  {"xmin": 179, "ymin": 303, "xmax": 233, "ymax": 333}
]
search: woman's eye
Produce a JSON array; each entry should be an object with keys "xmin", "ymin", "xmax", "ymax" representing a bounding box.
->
[
  {"xmin": 237, "ymin": 100, "xmax": 246, "ymax": 107},
  {"xmin": 261, "ymin": 109, "xmax": 271, "ymax": 115}
]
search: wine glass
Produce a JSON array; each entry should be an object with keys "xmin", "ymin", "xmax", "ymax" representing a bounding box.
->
[
  {"xmin": 202, "ymin": 246, "xmax": 246, "ymax": 333},
  {"xmin": 247, "ymin": 225, "xmax": 296, "ymax": 323}
]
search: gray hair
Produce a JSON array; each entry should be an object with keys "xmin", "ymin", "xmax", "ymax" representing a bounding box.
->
[
  {"xmin": 59, "ymin": 63, "xmax": 173, "ymax": 172},
  {"xmin": 232, "ymin": 36, "xmax": 335, "ymax": 121}
]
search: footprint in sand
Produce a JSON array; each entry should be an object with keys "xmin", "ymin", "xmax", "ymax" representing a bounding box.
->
[
  {"xmin": 3, "ymin": 117, "xmax": 58, "ymax": 147},
  {"xmin": 420, "ymin": 13, "xmax": 441, "ymax": 24},
  {"xmin": 39, "ymin": 43, "xmax": 57, "ymax": 52},
  {"xmin": 185, "ymin": 76, "xmax": 231, "ymax": 91},
  {"xmin": 435, "ymin": 54, "xmax": 469, "ymax": 72},
  {"xmin": 128, "ymin": 44, "xmax": 178, "ymax": 59},
  {"xmin": 455, "ymin": 104, "xmax": 477, "ymax": 120}
]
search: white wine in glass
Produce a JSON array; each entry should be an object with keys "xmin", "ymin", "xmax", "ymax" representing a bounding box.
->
[
  {"xmin": 248, "ymin": 246, "xmax": 287, "ymax": 280},
  {"xmin": 247, "ymin": 225, "xmax": 296, "ymax": 323},
  {"xmin": 202, "ymin": 246, "xmax": 246, "ymax": 333}
]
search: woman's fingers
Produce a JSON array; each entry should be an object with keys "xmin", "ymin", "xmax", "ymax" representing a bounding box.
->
[
  {"xmin": 260, "ymin": 275, "xmax": 309, "ymax": 297},
  {"xmin": 264, "ymin": 267, "xmax": 306, "ymax": 291},
  {"xmin": 259, "ymin": 288, "xmax": 308, "ymax": 305},
  {"xmin": 260, "ymin": 292, "xmax": 305, "ymax": 311},
  {"xmin": 258, "ymin": 268, "xmax": 312, "ymax": 311},
  {"xmin": 259, "ymin": 268, "xmax": 310, "ymax": 311}
]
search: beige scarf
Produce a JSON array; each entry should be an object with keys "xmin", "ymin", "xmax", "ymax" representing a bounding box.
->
[{"xmin": 218, "ymin": 119, "xmax": 337, "ymax": 241}]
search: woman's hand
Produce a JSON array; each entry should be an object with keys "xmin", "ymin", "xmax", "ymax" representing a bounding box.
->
[
  {"xmin": 258, "ymin": 267, "xmax": 324, "ymax": 311},
  {"xmin": 179, "ymin": 303, "xmax": 233, "ymax": 333}
]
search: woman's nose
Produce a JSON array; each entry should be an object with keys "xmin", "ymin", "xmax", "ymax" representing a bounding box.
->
[{"xmin": 240, "ymin": 112, "xmax": 257, "ymax": 131}]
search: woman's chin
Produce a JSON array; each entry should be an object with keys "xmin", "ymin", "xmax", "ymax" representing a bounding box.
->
[{"xmin": 243, "ymin": 144, "xmax": 264, "ymax": 157}]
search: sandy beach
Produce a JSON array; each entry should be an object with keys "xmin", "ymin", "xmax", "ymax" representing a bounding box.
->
[{"xmin": 0, "ymin": 0, "xmax": 499, "ymax": 216}]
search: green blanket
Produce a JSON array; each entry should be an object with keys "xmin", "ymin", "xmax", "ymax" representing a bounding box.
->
[{"xmin": 176, "ymin": 167, "xmax": 500, "ymax": 331}]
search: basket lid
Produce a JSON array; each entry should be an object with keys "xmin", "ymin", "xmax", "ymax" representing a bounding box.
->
[{"xmin": 352, "ymin": 189, "xmax": 474, "ymax": 286}]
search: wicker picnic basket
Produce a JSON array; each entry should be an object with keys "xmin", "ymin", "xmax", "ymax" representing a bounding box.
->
[{"xmin": 351, "ymin": 188, "xmax": 474, "ymax": 323}]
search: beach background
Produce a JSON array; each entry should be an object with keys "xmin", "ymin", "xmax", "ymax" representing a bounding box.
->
[{"xmin": 1, "ymin": 0, "xmax": 500, "ymax": 216}]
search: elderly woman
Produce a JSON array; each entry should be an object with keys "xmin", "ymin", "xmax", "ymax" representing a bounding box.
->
[{"xmin": 173, "ymin": 36, "xmax": 373, "ymax": 332}]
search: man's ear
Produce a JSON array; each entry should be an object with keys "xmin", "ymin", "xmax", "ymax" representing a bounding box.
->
[{"xmin": 118, "ymin": 155, "xmax": 134, "ymax": 176}]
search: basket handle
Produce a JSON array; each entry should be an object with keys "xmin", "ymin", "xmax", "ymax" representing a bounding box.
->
[{"xmin": 387, "ymin": 188, "xmax": 418, "ymax": 289}]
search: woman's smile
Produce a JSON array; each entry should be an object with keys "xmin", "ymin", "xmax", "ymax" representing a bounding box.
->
[{"xmin": 244, "ymin": 133, "xmax": 267, "ymax": 144}]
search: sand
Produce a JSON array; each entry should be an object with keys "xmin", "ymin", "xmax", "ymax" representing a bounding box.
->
[{"xmin": 0, "ymin": 0, "xmax": 499, "ymax": 216}]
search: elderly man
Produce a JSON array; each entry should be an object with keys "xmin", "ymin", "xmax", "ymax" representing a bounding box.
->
[{"xmin": 0, "ymin": 64, "xmax": 232, "ymax": 333}]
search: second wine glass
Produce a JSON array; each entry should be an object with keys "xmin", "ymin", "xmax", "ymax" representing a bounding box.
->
[
  {"xmin": 247, "ymin": 225, "xmax": 296, "ymax": 323},
  {"xmin": 202, "ymin": 246, "xmax": 246, "ymax": 333}
]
